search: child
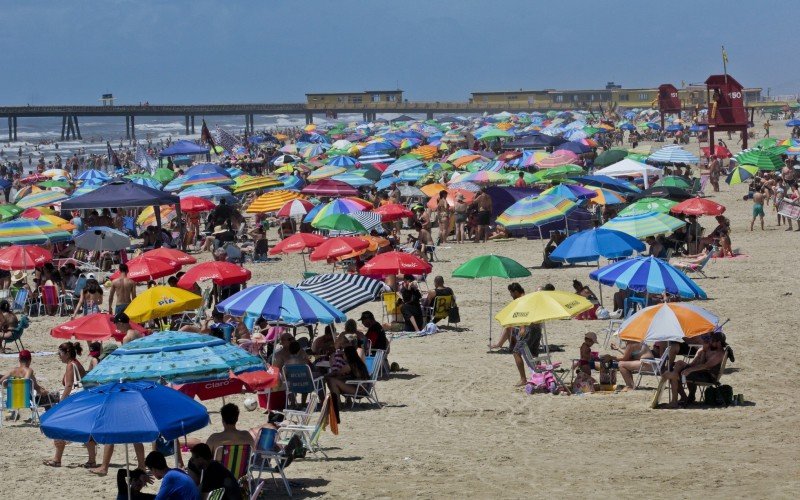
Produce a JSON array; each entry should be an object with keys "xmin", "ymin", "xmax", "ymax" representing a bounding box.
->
[{"xmin": 750, "ymin": 191, "xmax": 765, "ymax": 231}]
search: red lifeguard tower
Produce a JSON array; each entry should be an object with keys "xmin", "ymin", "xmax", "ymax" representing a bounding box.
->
[
  {"xmin": 658, "ymin": 84, "xmax": 682, "ymax": 130},
  {"xmin": 705, "ymin": 74, "xmax": 750, "ymax": 149}
]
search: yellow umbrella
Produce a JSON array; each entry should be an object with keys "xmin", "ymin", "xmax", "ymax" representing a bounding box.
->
[
  {"xmin": 495, "ymin": 290, "xmax": 593, "ymax": 327},
  {"xmin": 232, "ymin": 176, "xmax": 282, "ymax": 194},
  {"xmin": 274, "ymin": 165, "xmax": 295, "ymax": 174},
  {"xmin": 246, "ymin": 190, "xmax": 305, "ymax": 214},
  {"xmin": 420, "ymin": 183, "xmax": 447, "ymax": 198},
  {"xmin": 136, "ymin": 205, "xmax": 177, "ymax": 231},
  {"xmin": 124, "ymin": 285, "xmax": 203, "ymax": 323},
  {"xmin": 37, "ymin": 214, "xmax": 76, "ymax": 231}
]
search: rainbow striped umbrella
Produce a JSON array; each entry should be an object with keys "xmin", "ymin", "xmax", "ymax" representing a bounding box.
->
[
  {"xmin": 601, "ymin": 211, "xmax": 686, "ymax": 238},
  {"xmin": 449, "ymin": 170, "xmax": 506, "ymax": 185},
  {"xmin": 496, "ymin": 195, "xmax": 579, "ymax": 229},
  {"xmin": 12, "ymin": 185, "xmax": 43, "ymax": 203},
  {"xmin": 537, "ymin": 150, "xmax": 578, "ymax": 168},
  {"xmin": 542, "ymin": 183, "xmax": 597, "ymax": 201},
  {"xmin": 16, "ymin": 190, "xmax": 69, "ymax": 209},
  {"xmin": 136, "ymin": 206, "xmax": 177, "ymax": 232},
  {"xmin": 163, "ymin": 171, "xmax": 234, "ymax": 191},
  {"xmin": 246, "ymin": 190, "xmax": 305, "ymax": 214},
  {"xmin": 0, "ymin": 218, "xmax": 72, "ymax": 244},
  {"xmin": 309, "ymin": 198, "xmax": 373, "ymax": 225}
]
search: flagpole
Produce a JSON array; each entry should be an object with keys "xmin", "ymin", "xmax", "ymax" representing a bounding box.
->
[{"xmin": 722, "ymin": 45, "xmax": 728, "ymax": 85}]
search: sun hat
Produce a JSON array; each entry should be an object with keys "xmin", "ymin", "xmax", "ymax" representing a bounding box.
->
[
  {"xmin": 584, "ymin": 332, "xmax": 599, "ymax": 344},
  {"xmin": 11, "ymin": 270, "xmax": 26, "ymax": 282}
]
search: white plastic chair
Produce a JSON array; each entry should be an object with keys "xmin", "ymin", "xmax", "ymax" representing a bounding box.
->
[
  {"xmin": 346, "ymin": 349, "xmax": 385, "ymax": 408},
  {"xmin": 635, "ymin": 345, "xmax": 671, "ymax": 388}
]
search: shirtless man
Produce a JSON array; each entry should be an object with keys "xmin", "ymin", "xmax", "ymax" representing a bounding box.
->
[
  {"xmin": 473, "ymin": 189, "xmax": 493, "ymax": 243},
  {"xmin": 0, "ymin": 350, "xmax": 44, "ymax": 394},
  {"xmin": 108, "ymin": 263, "xmax": 136, "ymax": 315},
  {"xmin": 661, "ymin": 332, "xmax": 729, "ymax": 407},
  {"xmin": 206, "ymin": 403, "xmax": 255, "ymax": 459},
  {"xmin": 114, "ymin": 312, "xmax": 141, "ymax": 344},
  {"xmin": 750, "ymin": 191, "xmax": 765, "ymax": 231}
]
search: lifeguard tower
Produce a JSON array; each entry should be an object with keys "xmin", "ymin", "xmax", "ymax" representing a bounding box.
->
[
  {"xmin": 99, "ymin": 93, "xmax": 115, "ymax": 106},
  {"xmin": 657, "ymin": 84, "xmax": 682, "ymax": 130},
  {"xmin": 705, "ymin": 74, "xmax": 750, "ymax": 149}
]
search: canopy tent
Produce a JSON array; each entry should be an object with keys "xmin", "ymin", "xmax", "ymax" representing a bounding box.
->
[{"xmin": 594, "ymin": 159, "xmax": 663, "ymax": 188}]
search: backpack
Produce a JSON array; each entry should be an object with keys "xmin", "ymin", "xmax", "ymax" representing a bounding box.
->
[{"xmin": 703, "ymin": 384, "xmax": 734, "ymax": 407}]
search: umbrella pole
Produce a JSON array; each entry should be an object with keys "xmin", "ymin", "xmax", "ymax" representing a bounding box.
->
[
  {"xmin": 488, "ymin": 277, "xmax": 493, "ymax": 347},
  {"xmin": 126, "ymin": 443, "xmax": 131, "ymax": 500},
  {"xmin": 597, "ymin": 261, "xmax": 604, "ymax": 307},
  {"xmin": 302, "ymin": 252, "xmax": 308, "ymax": 273}
]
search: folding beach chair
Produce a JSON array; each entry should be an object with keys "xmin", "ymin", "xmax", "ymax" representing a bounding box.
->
[
  {"xmin": 282, "ymin": 364, "xmax": 323, "ymax": 409},
  {"xmin": 345, "ymin": 349, "xmax": 385, "ymax": 408},
  {"xmin": 276, "ymin": 395, "xmax": 330, "ymax": 460},
  {"xmin": 423, "ymin": 295, "xmax": 454, "ymax": 326},
  {"xmin": 681, "ymin": 346, "xmax": 732, "ymax": 399},
  {"xmin": 0, "ymin": 378, "xmax": 40, "ymax": 427},
  {"xmin": 11, "ymin": 288, "xmax": 29, "ymax": 314},
  {"xmin": 381, "ymin": 291, "xmax": 403, "ymax": 325},
  {"xmin": 635, "ymin": 345, "xmax": 671, "ymax": 388},
  {"xmin": 249, "ymin": 428, "xmax": 303, "ymax": 497},
  {"xmin": 214, "ymin": 444, "xmax": 252, "ymax": 480},
  {"xmin": 1, "ymin": 315, "xmax": 29, "ymax": 353},
  {"xmin": 674, "ymin": 251, "xmax": 713, "ymax": 278}
]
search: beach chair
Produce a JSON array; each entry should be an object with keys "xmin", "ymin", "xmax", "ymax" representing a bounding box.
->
[
  {"xmin": 11, "ymin": 288, "xmax": 29, "ymax": 314},
  {"xmin": 34, "ymin": 285, "xmax": 62, "ymax": 316},
  {"xmin": 623, "ymin": 296, "xmax": 647, "ymax": 318},
  {"xmin": 214, "ymin": 444, "xmax": 252, "ymax": 480},
  {"xmin": 282, "ymin": 364, "xmax": 324, "ymax": 409},
  {"xmin": 1, "ymin": 316, "xmax": 29, "ymax": 353},
  {"xmin": 600, "ymin": 319, "xmax": 623, "ymax": 348},
  {"xmin": 381, "ymin": 291, "xmax": 403, "ymax": 325},
  {"xmin": 674, "ymin": 251, "xmax": 713, "ymax": 278},
  {"xmin": 178, "ymin": 287, "xmax": 211, "ymax": 326},
  {"xmin": 345, "ymin": 349, "xmax": 385, "ymax": 408},
  {"xmin": 635, "ymin": 345, "xmax": 671, "ymax": 388},
  {"xmin": 275, "ymin": 392, "xmax": 319, "ymax": 426},
  {"xmin": 277, "ymin": 395, "xmax": 330, "ymax": 459},
  {"xmin": 249, "ymin": 428, "xmax": 302, "ymax": 497},
  {"xmin": 521, "ymin": 342, "xmax": 570, "ymax": 393},
  {"xmin": 0, "ymin": 378, "xmax": 40, "ymax": 427},
  {"xmin": 681, "ymin": 346, "xmax": 732, "ymax": 399},
  {"xmin": 423, "ymin": 295, "xmax": 454, "ymax": 326}
]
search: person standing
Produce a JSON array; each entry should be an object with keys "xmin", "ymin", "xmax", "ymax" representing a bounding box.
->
[
  {"xmin": 108, "ymin": 263, "xmax": 136, "ymax": 316},
  {"xmin": 472, "ymin": 188, "xmax": 492, "ymax": 243},
  {"xmin": 435, "ymin": 190, "xmax": 452, "ymax": 245}
]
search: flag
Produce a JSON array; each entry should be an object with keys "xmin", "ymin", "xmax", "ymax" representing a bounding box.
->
[
  {"xmin": 200, "ymin": 119, "xmax": 216, "ymax": 150},
  {"xmin": 135, "ymin": 144, "xmax": 158, "ymax": 173},
  {"xmin": 215, "ymin": 126, "xmax": 240, "ymax": 154},
  {"xmin": 107, "ymin": 142, "xmax": 121, "ymax": 168}
]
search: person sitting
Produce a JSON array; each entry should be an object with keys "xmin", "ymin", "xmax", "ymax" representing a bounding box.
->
[
  {"xmin": 572, "ymin": 279, "xmax": 600, "ymax": 320},
  {"xmin": 671, "ymin": 244, "xmax": 714, "ymax": 270},
  {"xmin": 398, "ymin": 274, "xmax": 423, "ymax": 332},
  {"xmin": 206, "ymin": 403, "xmax": 255, "ymax": 456},
  {"xmin": 541, "ymin": 232, "xmax": 565, "ymax": 268},
  {"xmin": 144, "ymin": 451, "xmax": 199, "ymax": 500},
  {"xmin": 609, "ymin": 341, "xmax": 654, "ymax": 391},
  {"xmin": 661, "ymin": 331, "xmax": 731, "ymax": 407},
  {"xmin": 311, "ymin": 324, "xmax": 336, "ymax": 357},
  {"xmin": 187, "ymin": 443, "xmax": 242, "ymax": 500},
  {"xmin": 323, "ymin": 345, "xmax": 370, "ymax": 400},
  {"xmin": 577, "ymin": 332, "xmax": 598, "ymax": 377},
  {"xmin": 358, "ymin": 311, "xmax": 388, "ymax": 351},
  {"xmin": 0, "ymin": 349, "xmax": 45, "ymax": 396},
  {"xmin": 423, "ymin": 274, "xmax": 455, "ymax": 308},
  {"xmin": 115, "ymin": 468, "xmax": 155, "ymax": 500},
  {"xmin": 645, "ymin": 236, "xmax": 667, "ymax": 258}
]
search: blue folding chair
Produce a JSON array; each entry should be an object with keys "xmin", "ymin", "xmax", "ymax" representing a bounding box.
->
[{"xmin": 281, "ymin": 364, "xmax": 323, "ymax": 408}]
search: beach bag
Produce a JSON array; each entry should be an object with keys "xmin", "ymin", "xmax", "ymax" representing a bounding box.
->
[
  {"xmin": 448, "ymin": 304, "xmax": 460, "ymax": 324},
  {"xmin": 70, "ymin": 362, "xmax": 84, "ymax": 395},
  {"xmin": 596, "ymin": 306, "xmax": 611, "ymax": 320},
  {"xmin": 704, "ymin": 385, "xmax": 734, "ymax": 407}
]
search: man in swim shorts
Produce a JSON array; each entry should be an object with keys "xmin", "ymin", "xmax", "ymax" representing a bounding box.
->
[{"xmin": 750, "ymin": 191, "xmax": 764, "ymax": 231}]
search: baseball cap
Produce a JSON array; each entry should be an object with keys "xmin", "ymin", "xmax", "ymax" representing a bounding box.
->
[{"xmin": 19, "ymin": 349, "xmax": 32, "ymax": 361}]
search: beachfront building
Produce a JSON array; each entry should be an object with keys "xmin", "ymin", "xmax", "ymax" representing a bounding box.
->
[{"xmin": 305, "ymin": 90, "xmax": 403, "ymax": 105}]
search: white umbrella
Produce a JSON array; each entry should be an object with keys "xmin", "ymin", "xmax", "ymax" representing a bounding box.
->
[{"xmin": 74, "ymin": 226, "xmax": 131, "ymax": 252}]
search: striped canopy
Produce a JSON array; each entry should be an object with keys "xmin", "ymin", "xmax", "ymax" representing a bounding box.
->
[
  {"xmin": 217, "ymin": 283, "xmax": 346, "ymax": 324},
  {"xmin": 601, "ymin": 211, "xmax": 686, "ymax": 238},
  {"xmin": 297, "ymin": 273, "xmax": 386, "ymax": 312},
  {"xmin": 76, "ymin": 169, "xmax": 111, "ymax": 183},
  {"xmin": 589, "ymin": 256, "xmax": 707, "ymax": 299},
  {"xmin": 0, "ymin": 218, "xmax": 72, "ymax": 244},
  {"xmin": 496, "ymin": 194, "xmax": 578, "ymax": 229}
]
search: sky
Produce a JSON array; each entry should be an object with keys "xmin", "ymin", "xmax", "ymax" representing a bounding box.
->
[{"xmin": 0, "ymin": 0, "xmax": 797, "ymax": 105}]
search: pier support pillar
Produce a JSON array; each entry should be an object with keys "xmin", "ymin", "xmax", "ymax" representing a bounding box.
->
[
  {"xmin": 130, "ymin": 115, "xmax": 135, "ymax": 140},
  {"xmin": 305, "ymin": 113, "xmax": 313, "ymax": 125},
  {"xmin": 12, "ymin": 117, "xmax": 17, "ymax": 141},
  {"xmin": 125, "ymin": 116, "xmax": 131, "ymax": 140},
  {"xmin": 190, "ymin": 115, "xmax": 195, "ymax": 134},
  {"xmin": 61, "ymin": 115, "xmax": 68, "ymax": 141},
  {"xmin": 73, "ymin": 115, "xmax": 81, "ymax": 140},
  {"xmin": 7, "ymin": 117, "xmax": 12, "ymax": 142},
  {"xmin": 426, "ymin": 112, "xmax": 434, "ymax": 120},
  {"xmin": 185, "ymin": 115, "xmax": 190, "ymax": 135},
  {"xmin": 65, "ymin": 115, "xmax": 75, "ymax": 140},
  {"xmin": 249, "ymin": 114, "xmax": 255, "ymax": 133}
]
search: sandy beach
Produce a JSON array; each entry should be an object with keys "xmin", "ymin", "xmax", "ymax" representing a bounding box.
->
[{"xmin": 1, "ymin": 125, "xmax": 800, "ymax": 500}]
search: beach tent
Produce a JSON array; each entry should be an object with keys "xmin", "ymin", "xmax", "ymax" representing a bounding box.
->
[
  {"xmin": 158, "ymin": 140, "xmax": 210, "ymax": 157},
  {"xmin": 594, "ymin": 158, "xmax": 663, "ymax": 188}
]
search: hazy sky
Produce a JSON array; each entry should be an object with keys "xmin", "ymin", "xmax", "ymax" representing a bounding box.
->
[{"xmin": 1, "ymin": 0, "xmax": 796, "ymax": 105}]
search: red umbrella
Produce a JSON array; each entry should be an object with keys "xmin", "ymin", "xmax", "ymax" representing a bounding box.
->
[
  {"xmin": 310, "ymin": 236, "xmax": 369, "ymax": 262},
  {"xmin": 177, "ymin": 261, "xmax": 251, "ymax": 289},
  {"xmin": 50, "ymin": 313, "xmax": 148, "ymax": 341},
  {"xmin": 301, "ymin": 179, "xmax": 359, "ymax": 197},
  {"xmin": 670, "ymin": 197, "xmax": 726, "ymax": 217},
  {"xmin": 269, "ymin": 232, "xmax": 326, "ymax": 255},
  {"xmin": 109, "ymin": 255, "xmax": 181, "ymax": 282},
  {"xmin": 497, "ymin": 151, "xmax": 522, "ymax": 161},
  {"xmin": 180, "ymin": 196, "xmax": 216, "ymax": 213},
  {"xmin": 373, "ymin": 203, "xmax": 414, "ymax": 222},
  {"xmin": 701, "ymin": 145, "xmax": 733, "ymax": 158},
  {"xmin": 173, "ymin": 367, "xmax": 279, "ymax": 401},
  {"xmin": 20, "ymin": 174, "xmax": 48, "ymax": 184},
  {"xmin": 359, "ymin": 251, "xmax": 432, "ymax": 276},
  {"xmin": 0, "ymin": 245, "xmax": 52, "ymax": 270},
  {"xmin": 143, "ymin": 247, "xmax": 197, "ymax": 265},
  {"xmin": 276, "ymin": 199, "xmax": 315, "ymax": 218}
]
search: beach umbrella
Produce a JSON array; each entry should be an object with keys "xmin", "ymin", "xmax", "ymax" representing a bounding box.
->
[
  {"xmin": 495, "ymin": 290, "xmax": 593, "ymax": 327},
  {"xmin": 0, "ymin": 204, "xmax": 23, "ymax": 221},
  {"xmin": 16, "ymin": 189, "xmax": 69, "ymax": 209},
  {"xmin": 313, "ymin": 213, "xmax": 368, "ymax": 233},
  {"xmin": 0, "ymin": 218, "xmax": 72, "ymax": 244},
  {"xmin": 302, "ymin": 179, "xmax": 359, "ymax": 197},
  {"xmin": 670, "ymin": 197, "xmax": 726, "ymax": 217},
  {"xmin": 276, "ymin": 198, "xmax": 315, "ymax": 218},
  {"xmin": 734, "ymin": 149, "xmax": 783, "ymax": 171},
  {"xmin": 786, "ymin": 119, "xmax": 800, "ymax": 127},
  {"xmin": 20, "ymin": 174, "xmax": 48, "ymax": 186},
  {"xmin": 541, "ymin": 183, "xmax": 597, "ymax": 201},
  {"xmin": 594, "ymin": 149, "xmax": 628, "ymax": 167},
  {"xmin": 496, "ymin": 194, "xmax": 579, "ymax": 230},
  {"xmin": 654, "ymin": 176, "xmax": 693, "ymax": 190},
  {"xmin": 246, "ymin": 189, "xmax": 305, "ymax": 214},
  {"xmin": 618, "ymin": 303, "xmax": 720, "ymax": 343},
  {"xmin": 163, "ymin": 171, "xmax": 234, "ymax": 191},
  {"xmin": 270, "ymin": 233, "xmax": 326, "ymax": 255},
  {"xmin": 0, "ymin": 245, "xmax": 52, "ymax": 270},
  {"xmin": 82, "ymin": 332, "xmax": 263, "ymax": 385},
  {"xmin": 33, "ymin": 214, "xmax": 75, "ymax": 231},
  {"xmin": 232, "ymin": 175, "xmax": 282, "ymax": 194},
  {"xmin": 50, "ymin": 313, "xmax": 148, "ymax": 342},
  {"xmin": 537, "ymin": 150, "xmax": 578, "ymax": 168},
  {"xmin": 124, "ymin": 286, "xmax": 203, "ymax": 323},
  {"xmin": 217, "ymin": 283, "xmax": 346, "ymax": 324},
  {"xmin": 309, "ymin": 198, "xmax": 373, "ymax": 225},
  {"xmin": 178, "ymin": 184, "xmax": 234, "ymax": 202},
  {"xmin": 329, "ymin": 172, "xmax": 374, "ymax": 187},
  {"xmin": 451, "ymin": 170, "xmax": 507, "ymax": 185},
  {"xmin": 143, "ymin": 247, "xmax": 196, "ymax": 265},
  {"xmin": 452, "ymin": 255, "xmax": 531, "ymax": 345},
  {"xmin": 109, "ymin": 255, "xmax": 181, "ymax": 282},
  {"xmin": 153, "ymin": 168, "xmax": 176, "ymax": 184},
  {"xmin": 550, "ymin": 228, "xmax": 645, "ymax": 264},
  {"xmin": 586, "ymin": 187, "xmax": 627, "ymax": 205},
  {"xmin": 310, "ymin": 236, "xmax": 370, "ymax": 262},
  {"xmin": 647, "ymin": 146, "xmax": 699, "ymax": 164},
  {"xmin": 129, "ymin": 177, "xmax": 162, "ymax": 190},
  {"xmin": 538, "ymin": 164, "xmax": 584, "ymax": 180},
  {"xmin": 297, "ymin": 273, "xmax": 386, "ymax": 313},
  {"xmin": 76, "ymin": 169, "xmax": 111, "ymax": 183},
  {"xmin": 359, "ymin": 251, "xmax": 432, "ymax": 276},
  {"xmin": 327, "ymin": 155, "xmax": 359, "ymax": 167},
  {"xmin": 372, "ymin": 203, "xmax": 414, "ymax": 222},
  {"xmin": 589, "ymin": 256, "xmax": 707, "ymax": 299},
  {"xmin": 136, "ymin": 206, "xmax": 177, "ymax": 232},
  {"xmin": 602, "ymin": 212, "xmax": 685, "ymax": 239},
  {"xmin": 180, "ymin": 196, "xmax": 216, "ymax": 213},
  {"xmin": 272, "ymin": 154, "xmax": 301, "ymax": 166},
  {"xmin": 176, "ymin": 261, "xmax": 251, "ymax": 289},
  {"xmin": 618, "ymin": 197, "xmax": 678, "ymax": 216},
  {"xmin": 42, "ymin": 168, "xmax": 71, "ymax": 180},
  {"xmin": 13, "ymin": 185, "xmax": 42, "ymax": 203},
  {"xmin": 74, "ymin": 226, "xmax": 131, "ymax": 252},
  {"xmin": 631, "ymin": 185, "xmax": 693, "ymax": 202},
  {"xmin": 37, "ymin": 179, "xmax": 72, "ymax": 189},
  {"xmin": 307, "ymin": 165, "xmax": 348, "ymax": 182},
  {"xmin": 725, "ymin": 164, "xmax": 759, "ymax": 185}
]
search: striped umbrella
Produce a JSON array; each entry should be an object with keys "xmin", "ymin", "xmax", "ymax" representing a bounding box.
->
[
  {"xmin": 587, "ymin": 187, "xmax": 627, "ymax": 205},
  {"xmin": 618, "ymin": 197, "xmax": 677, "ymax": 216},
  {"xmin": 76, "ymin": 169, "xmax": 110, "ymax": 183},
  {"xmin": 734, "ymin": 149, "xmax": 783, "ymax": 171},
  {"xmin": 537, "ymin": 150, "xmax": 578, "ymax": 168},
  {"xmin": 297, "ymin": 273, "xmax": 385, "ymax": 313},
  {"xmin": 589, "ymin": 256, "xmax": 707, "ymax": 299},
  {"xmin": 330, "ymin": 173, "xmax": 374, "ymax": 188},
  {"xmin": 217, "ymin": 283, "xmax": 346, "ymax": 324},
  {"xmin": 327, "ymin": 155, "xmax": 359, "ymax": 167},
  {"xmin": 542, "ymin": 183, "xmax": 598, "ymax": 201},
  {"xmin": 601, "ymin": 212, "xmax": 686, "ymax": 238},
  {"xmin": 180, "ymin": 184, "xmax": 233, "ymax": 201},
  {"xmin": 348, "ymin": 211, "xmax": 384, "ymax": 233},
  {"xmin": 163, "ymin": 171, "xmax": 234, "ymax": 191},
  {"xmin": 618, "ymin": 303, "xmax": 720, "ymax": 343},
  {"xmin": 450, "ymin": 170, "xmax": 506, "ymax": 185},
  {"xmin": 130, "ymin": 177, "xmax": 162, "ymax": 190},
  {"xmin": 137, "ymin": 206, "xmax": 177, "ymax": 232},
  {"xmin": 725, "ymin": 165, "xmax": 759, "ymax": 185},
  {"xmin": 246, "ymin": 190, "xmax": 305, "ymax": 214},
  {"xmin": 308, "ymin": 198, "xmax": 373, "ymax": 225},
  {"xmin": 0, "ymin": 219, "xmax": 72, "ymax": 244},
  {"xmin": 496, "ymin": 195, "xmax": 579, "ymax": 229},
  {"xmin": 307, "ymin": 165, "xmax": 347, "ymax": 181},
  {"xmin": 16, "ymin": 189, "xmax": 68, "ymax": 208},
  {"xmin": 0, "ymin": 204, "xmax": 23, "ymax": 221},
  {"xmin": 276, "ymin": 198, "xmax": 315, "ymax": 218},
  {"xmin": 647, "ymin": 146, "xmax": 699, "ymax": 164},
  {"xmin": 232, "ymin": 175, "xmax": 282, "ymax": 194}
]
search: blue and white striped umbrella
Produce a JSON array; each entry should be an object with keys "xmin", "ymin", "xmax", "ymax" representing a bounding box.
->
[
  {"xmin": 348, "ymin": 211, "xmax": 384, "ymax": 233},
  {"xmin": 130, "ymin": 177, "xmax": 162, "ymax": 190},
  {"xmin": 381, "ymin": 157, "xmax": 425, "ymax": 177},
  {"xmin": 358, "ymin": 153, "xmax": 394, "ymax": 166},
  {"xmin": 76, "ymin": 169, "xmax": 111, "ymax": 183},
  {"xmin": 647, "ymin": 146, "xmax": 699, "ymax": 165},
  {"xmin": 330, "ymin": 173, "xmax": 374, "ymax": 188},
  {"xmin": 180, "ymin": 183, "xmax": 232, "ymax": 199},
  {"xmin": 589, "ymin": 256, "xmax": 707, "ymax": 299},
  {"xmin": 327, "ymin": 155, "xmax": 359, "ymax": 167},
  {"xmin": 297, "ymin": 273, "xmax": 386, "ymax": 312},
  {"xmin": 216, "ymin": 283, "xmax": 346, "ymax": 324}
]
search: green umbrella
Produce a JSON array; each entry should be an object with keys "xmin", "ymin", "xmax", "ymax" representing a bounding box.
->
[
  {"xmin": 734, "ymin": 149, "xmax": 783, "ymax": 171},
  {"xmin": 582, "ymin": 126, "xmax": 600, "ymax": 136},
  {"xmin": 654, "ymin": 175, "xmax": 692, "ymax": 189},
  {"xmin": 479, "ymin": 129, "xmax": 513, "ymax": 140},
  {"xmin": 0, "ymin": 204, "xmax": 23, "ymax": 221},
  {"xmin": 726, "ymin": 164, "xmax": 759, "ymax": 185},
  {"xmin": 37, "ymin": 180, "xmax": 71, "ymax": 189},
  {"xmin": 626, "ymin": 153, "xmax": 649, "ymax": 162},
  {"xmin": 313, "ymin": 213, "xmax": 367, "ymax": 233},
  {"xmin": 501, "ymin": 171, "xmax": 539, "ymax": 186},
  {"xmin": 618, "ymin": 197, "xmax": 677, "ymax": 216},
  {"xmin": 452, "ymin": 255, "xmax": 531, "ymax": 346},
  {"xmin": 594, "ymin": 149, "xmax": 628, "ymax": 167},
  {"xmin": 755, "ymin": 138, "xmax": 778, "ymax": 149},
  {"xmin": 153, "ymin": 168, "xmax": 176, "ymax": 184},
  {"xmin": 539, "ymin": 164, "xmax": 584, "ymax": 180}
]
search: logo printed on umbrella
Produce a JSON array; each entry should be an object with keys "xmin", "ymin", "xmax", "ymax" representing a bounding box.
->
[
  {"xmin": 157, "ymin": 297, "xmax": 176, "ymax": 306},
  {"xmin": 512, "ymin": 312, "xmax": 529, "ymax": 318}
]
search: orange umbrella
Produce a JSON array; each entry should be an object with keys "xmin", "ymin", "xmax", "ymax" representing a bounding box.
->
[
  {"xmin": 618, "ymin": 303, "xmax": 720, "ymax": 343},
  {"xmin": 420, "ymin": 183, "xmax": 447, "ymax": 197},
  {"xmin": 452, "ymin": 154, "xmax": 485, "ymax": 168}
]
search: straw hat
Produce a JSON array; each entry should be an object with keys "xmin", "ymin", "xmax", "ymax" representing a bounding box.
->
[
  {"xmin": 11, "ymin": 270, "xmax": 26, "ymax": 283},
  {"xmin": 213, "ymin": 225, "xmax": 228, "ymax": 235}
]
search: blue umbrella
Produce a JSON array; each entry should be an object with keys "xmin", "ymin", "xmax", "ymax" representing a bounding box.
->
[
  {"xmin": 786, "ymin": 119, "xmax": 800, "ymax": 127},
  {"xmin": 556, "ymin": 141, "xmax": 592, "ymax": 154},
  {"xmin": 180, "ymin": 183, "xmax": 233, "ymax": 199},
  {"xmin": 327, "ymin": 155, "xmax": 359, "ymax": 167},
  {"xmin": 589, "ymin": 256, "xmax": 707, "ymax": 299},
  {"xmin": 381, "ymin": 157, "xmax": 425, "ymax": 177},
  {"xmin": 130, "ymin": 177, "xmax": 162, "ymax": 190},
  {"xmin": 76, "ymin": 169, "xmax": 111, "ymax": 183},
  {"xmin": 279, "ymin": 174, "xmax": 305, "ymax": 190},
  {"xmin": 183, "ymin": 163, "xmax": 229, "ymax": 178},
  {"xmin": 217, "ymin": 283, "xmax": 346, "ymax": 324},
  {"xmin": 40, "ymin": 381, "xmax": 209, "ymax": 444},
  {"xmin": 330, "ymin": 173, "xmax": 374, "ymax": 187},
  {"xmin": 619, "ymin": 123, "xmax": 636, "ymax": 131},
  {"xmin": 82, "ymin": 332, "xmax": 264, "ymax": 385},
  {"xmin": 550, "ymin": 228, "xmax": 646, "ymax": 263},
  {"xmin": 361, "ymin": 141, "xmax": 396, "ymax": 155},
  {"xmin": 665, "ymin": 124, "xmax": 683, "ymax": 132}
]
